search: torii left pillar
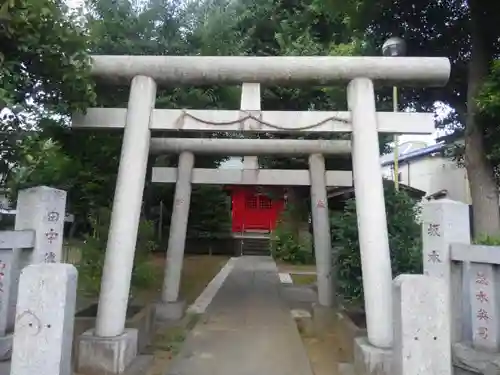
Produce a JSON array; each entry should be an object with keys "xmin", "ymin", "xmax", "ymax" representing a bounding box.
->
[
  {"xmin": 77, "ymin": 75, "xmax": 157, "ymax": 375},
  {"xmin": 156, "ymin": 151, "xmax": 195, "ymax": 321},
  {"xmin": 309, "ymin": 154, "xmax": 335, "ymax": 308}
]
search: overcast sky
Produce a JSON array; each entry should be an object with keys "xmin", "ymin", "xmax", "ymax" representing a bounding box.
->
[{"xmin": 67, "ymin": 0, "xmax": 83, "ymax": 7}]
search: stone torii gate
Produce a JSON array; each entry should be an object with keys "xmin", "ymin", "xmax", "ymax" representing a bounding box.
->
[
  {"xmin": 150, "ymin": 82, "xmax": 354, "ymax": 314},
  {"xmin": 71, "ymin": 55, "xmax": 450, "ymax": 375}
]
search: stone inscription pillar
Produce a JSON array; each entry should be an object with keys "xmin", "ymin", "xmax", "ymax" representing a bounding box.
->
[
  {"xmin": 8, "ymin": 186, "xmax": 67, "ymax": 332},
  {"xmin": 392, "ymin": 274, "xmax": 452, "ymax": 375},
  {"xmin": 11, "ymin": 264, "xmax": 77, "ymax": 375},
  {"xmin": 422, "ymin": 199, "xmax": 471, "ymax": 344}
]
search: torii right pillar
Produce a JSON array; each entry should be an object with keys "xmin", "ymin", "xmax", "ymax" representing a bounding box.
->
[{"xmin": 347, "ymin": 78, "xmax": 394, "ymax": 373}]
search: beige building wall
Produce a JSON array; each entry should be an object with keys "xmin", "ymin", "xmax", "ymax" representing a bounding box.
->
[{"xmin": 382, "ymin": 155, "xmax": 471, "ymax": 204}]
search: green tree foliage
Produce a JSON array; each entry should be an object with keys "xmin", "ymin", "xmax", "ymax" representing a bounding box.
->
[
  {"xmin": 77, "ymin": 207, "xmax": 158, "ymax": 296},
  {"xmin": 192, "ymin": 0, "xmax": 395, "ymax": 233},
  {"xmin": 331, "ymin": 184, "xmax": 422, "ymax": 304},
  {"xmin": 321, "ymin": 0, "xmax": 500, "ymax": 235},
  {"xmin": 7, "ymin": 134, "xmax": 72, "ymax": 194},
  {"xmin": 5, "ymin": 0, "xmax": 236, "ymax": 237},
  {"xmin": 150, "ymin": 184, "xmax": 232, "ymax": 241},
  {"xmin": 187, "ymin": 186, "xmax": 231, "ymax": 238},
  {"xmin": 0, "ymin": 0, "xmax": 95, "ymax": 112},
  {"xmin": 3, "ymin": 0, "xmax": 436, "ymax": 244},
  {"xmin": 0, "ymin": 0, "xmax": 95, "ymax": 184},
  {"xmin": 476, "ymin": 61, "xmax": 500, "ymax": 180},
  {"xmin": 6, "ymin": 121, "xmax": 123, "ymax": 232}
]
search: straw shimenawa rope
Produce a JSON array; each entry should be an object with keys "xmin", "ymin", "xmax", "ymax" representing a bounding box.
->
[{"xmin": 175, "ymin": 110, "xmax": 351, "ymax": 131}]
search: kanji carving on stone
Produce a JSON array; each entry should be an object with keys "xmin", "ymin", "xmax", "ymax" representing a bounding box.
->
[
  {"xmin": 477, "ymin": 308, "xmax": 490, "ymax": 321},
  {"xmin": 44, "ymin": 252, "xmax": 56, "ymax": 263},
  {"xmin": 427, "ymin": 250, "xmax": 441, "ymax": 263},
  {"xmin": 47, "ymin": 211, "xmax": 60, "ymax": 222},
  {"xmin": 45, "ymin": 229, "xmax": 59, "ymax": 244},
  {"xmin": 478, "ymin": 326, "xmax": 489, "ymax": 340},
  {"xmin": 476, "ymin": 291, "xmax": 489, "ymax": 303},
  {"xmin": 316, "ymin": 200, "xmax": 325, "ymax": 208},
  {"xmin": 476, "ymin": 272, "xmax": 489, "ymax": 286},
  {"xmin": 427, "ymin": 223, "xmax": 441, "ymax": 237}
]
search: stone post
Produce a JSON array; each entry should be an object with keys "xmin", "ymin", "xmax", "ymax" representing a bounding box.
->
[
  {"xmin": 157, "ymin": 151, "xmax": 195, "ymax": 320},
  {"xmin": 10, "ymin": 263, "xmax": 77, "ymax": 375},
  {"xmin": 469, "ymin": 257, "xmax": 500, "ymax": 351},
  {"xmin": 8, "ymin": 187, "xmax": 67, "ymax": 333},
  {"xmin": 422, "ymin": 199, "xmax": 471, "ymax": 343},
  {"xmin": 0, "ymin": 230, "xmax": 34, "ymax": 360},
  {"xmin": 77, "ymin": 75, "xmax": 156, "ymax": 375},
  {"xmin": 308, "ymin": 153, "xmax": 334, "ymax": 307},
  {"xmin": 14, "ymin": 186, "xmax": 67, "ymax": 264},
  {"xmin": 392, "ymin": 274, "xmax": 452, "ymax": 375},
  {"xmin": 347, "ymin": 78, "xmax": 393, "ymax": 348}
]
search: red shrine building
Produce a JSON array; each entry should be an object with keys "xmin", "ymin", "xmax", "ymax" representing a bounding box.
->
[{"xmin": 226, "ymin": 186, "xmax": 286, "ymax": 233}]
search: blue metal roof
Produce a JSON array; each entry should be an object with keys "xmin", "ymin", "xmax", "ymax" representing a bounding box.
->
[{"xmin": 381, "ymin": 143, "xmax": 446, "ymax": 167}]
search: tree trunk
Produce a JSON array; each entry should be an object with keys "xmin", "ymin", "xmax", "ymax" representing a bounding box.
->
[{"xmin": 465, "ymin": 0, "xmax": 500, "ymax": 237}]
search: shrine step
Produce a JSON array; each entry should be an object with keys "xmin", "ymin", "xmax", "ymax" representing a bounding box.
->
[{"xmin": 240, "ymin": 237, "xmax": 270, "ymax": 256}]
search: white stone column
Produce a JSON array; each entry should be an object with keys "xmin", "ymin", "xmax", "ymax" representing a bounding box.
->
[
  {"xmin": 162, "ymin": 151, "xmax": 195, "ymax": 304},
  {"xmin": 95, "ymin": 75, "xmax": 156, "ymax": 337},
  {"xmin": 308, "ymin": 154, "xmax": 334, "ymax": 307},
  {"xmin": 347, "ymin": 78, "xmax": 393, "ymax": 348}
]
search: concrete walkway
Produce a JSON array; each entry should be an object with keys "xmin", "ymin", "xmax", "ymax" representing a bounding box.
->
[{"xmin": 165, "ymin": 256, "xmax": 314, "ymax": 375}]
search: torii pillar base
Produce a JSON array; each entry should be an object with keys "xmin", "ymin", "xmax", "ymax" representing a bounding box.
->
[{"xmin": 77, "ymin": 329, "xmax": 138, "ymax": 375}]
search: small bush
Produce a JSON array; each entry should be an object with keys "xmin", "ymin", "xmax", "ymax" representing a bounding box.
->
[
  {"xmin": 271, "ymin": 227, "xmax": 313, "ymax": 264},
  {"xmin": 331, "ymin": 184, "xmax": 422, "ymax": 305},
  {"xmin": 474, "ymin": 234, "xmax": 500, "ymax": 246},
  {"xmin": 271, "ymin": 205, "xmax": 314, "ymax": 265},
  {"xmin": 77, "ymin": 207, "xmax": 159, "ymax": 296}
]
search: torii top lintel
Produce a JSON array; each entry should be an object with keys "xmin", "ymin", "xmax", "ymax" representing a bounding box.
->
[{"xmin": 91, "ymin": 55, "xmax": 451, "ymax": 87}]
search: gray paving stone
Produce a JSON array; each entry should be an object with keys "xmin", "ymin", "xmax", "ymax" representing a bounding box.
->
[{"xmin": 165, "ymin": 256, "xmax": 314, "ymax": 375}]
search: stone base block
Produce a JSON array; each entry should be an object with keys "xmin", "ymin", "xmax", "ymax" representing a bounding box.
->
[
  {"xmin": 155, "ymin": 300, "xmax": 186, "ymax": 322},
  {"xmin": 453, "ymin": 342, "xmax": 500, "ymax": 375},
  {"xmin": 353, "ymin": 336, "xmax": 392, "ymax": 375},
  {"xmin": 0, "ymin": 334, "xmax": 12, "ymax": 361},
  {"xmin": 74, "ymin": 304, "xmax": 155, "ymax": 357},
  {"xmin": 76, "ymin": 328, "xmax": 138, "ymax": 375}
]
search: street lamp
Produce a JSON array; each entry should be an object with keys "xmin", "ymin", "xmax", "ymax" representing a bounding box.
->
[
  {"xmin": 382, "ymin": 37, "xmax": 406, "ymax": 191},
  {"xmin": 382, "ymin": 37, "xmax": 406, "ymax": 57}
]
